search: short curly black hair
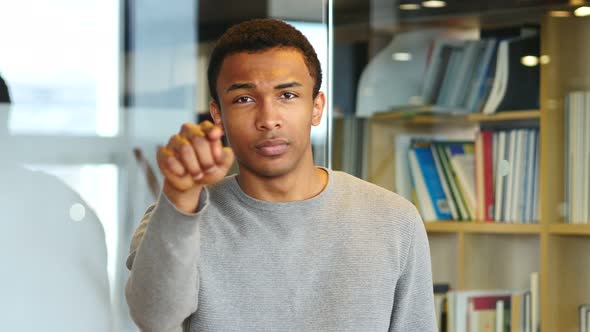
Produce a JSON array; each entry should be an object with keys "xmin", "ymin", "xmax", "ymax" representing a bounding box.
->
[{"xmin": 207, "ymin": 18, "xmax": 322, "ymax": 105}]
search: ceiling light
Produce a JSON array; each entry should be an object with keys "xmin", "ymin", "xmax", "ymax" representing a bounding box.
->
[
  {"xmin": 575, "ymin": 6, "xmax": 590, "ymax": 17},
  {"xmin": 422, "ymin": 1, "xmax": 446, "ymax": 8},
  {"xmin": 392, "ymin": 52, "xmax": 412, "ymax": 61},
  {"xmin": 399, "ymin": 3, "xmax": 421, "ymax": 10},
  {"xmin": 550, "ymin": 10, "xmax": 571, "ymax": 17},
  {"xmin": 521, "ymin": 56, "xmax": 539, "ymax": 67}
]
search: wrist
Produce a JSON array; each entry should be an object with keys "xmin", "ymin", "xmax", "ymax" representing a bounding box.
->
[{"xmin": 162, "ymin": 181, "xmax": 203, "ymax": 214}]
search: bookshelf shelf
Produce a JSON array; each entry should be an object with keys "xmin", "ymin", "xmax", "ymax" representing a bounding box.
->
[
  {"xmin": 466, "ymin": 110, "xmax": 540, "ymax": 123},
  {"xmin": 548, "ymin": 224, "xmax": 590, "ymax": 236},
  {"xmin": 372, "ymin": 108, "xmax": 540, "ymax": 125},
  {"xmin": 424, "ymin": 222, "xmax": 542, "ymax": 234}
]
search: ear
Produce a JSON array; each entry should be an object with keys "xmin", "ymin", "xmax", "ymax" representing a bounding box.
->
[
  {"xmin": 209, "ymin": 100, "xmax": 224, "ymax": 130},
  {"xmin": 311, "ymin": 91, "xmax": 325, "ymax": 126}
]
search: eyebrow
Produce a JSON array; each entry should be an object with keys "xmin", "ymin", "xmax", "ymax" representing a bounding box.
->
[{"xmin": 225, "ymin": 81, "xmax": 303, "ymax": 93}]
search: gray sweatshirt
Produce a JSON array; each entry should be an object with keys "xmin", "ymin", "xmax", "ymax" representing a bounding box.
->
[{"xmin": 125, "ymin": 169, "xmax": 436, "ymax": 332}]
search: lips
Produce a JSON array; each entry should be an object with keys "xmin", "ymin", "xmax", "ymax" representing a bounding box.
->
[{"xmin": 255, "ymin": 138, "xmax": 289, "ymax": 157}]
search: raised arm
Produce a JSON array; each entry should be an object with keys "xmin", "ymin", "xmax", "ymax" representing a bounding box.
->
[{"xmin": 125, "ymin": 121, "xmax": 233, "ymax": 332}]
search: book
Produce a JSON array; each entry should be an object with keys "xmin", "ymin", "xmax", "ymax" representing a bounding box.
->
[
  {"xmin": 435, "ymin": 142, "xmax": 470, "ymax": 221},
  {"xmin": 495, "ymin": 35, "xmax": 540, "ymax": 112},
  {"xmin": 449, "ymin": 289, "xmax": 515, "ymax": 332},
  {"xmin": 580, "ymin": 304, "xmax": 590, "ymax": 332},
  {"xmin": 467, "ymin": 294, "xmax": 511, "ymax": 332},
  {"xmin": 446, "ymin": 143, "xmax": 476, "ymax": 219},
  {"xmin": 465, "ymin": 39, "xmax": 499, "ymax": 113},
  {"xmin": 481, "ymin": 35, "xmax": 540, "ymax": 114},
  {"xmin": 522, "ymin": 130, "xmax": 538, "ymax": 223},
  {"xmin": 494, "ymin": 131, "xmax": 508, "ymax": 222},
  {"xmin": 409, "ymin": 142, "xmax": 453, "ymax": 220},
  {"xmin": 503, "ymin": 130, "xmax": 517, "ymax": 222},
  {"xmin": 476, "ymin": 130, "xmax": 495, "ymax": 221},
  {"xmin": 432, "ymin": 144, "xmax": 459, "ymax": 220},
  {"xmin": 530, "ymin": 272, "xmax": 539, "ymax": 332}
]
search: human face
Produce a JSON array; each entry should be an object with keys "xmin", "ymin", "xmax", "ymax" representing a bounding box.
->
[{"xmin": 210, "ymin": 47, "xmax": 325, "ymax": 179}]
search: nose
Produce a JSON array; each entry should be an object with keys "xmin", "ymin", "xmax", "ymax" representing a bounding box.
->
[{"xmin": 255, "ymin": 98, "xmax": 282, "ymax": 131}]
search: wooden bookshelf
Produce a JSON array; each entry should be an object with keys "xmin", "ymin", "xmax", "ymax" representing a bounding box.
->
[
  {"xmin": 361, "ymin": 14, "xmax": 590, "ymax": 332},
  {"xmin": 548, "ymin": 224, "xmax": 590, "ymax": 236},
  {"xmin": 425, "ymin": 222, "xmax": 542, "ymax": 234},
  {"xmin": 372, "ymin": 108, "xmax": 540, "ymax": 125}
]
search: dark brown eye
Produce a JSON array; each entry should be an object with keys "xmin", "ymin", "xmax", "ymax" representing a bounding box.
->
[
  {"xmin": 235, "ymin": 96, "xmax": 253, "ymax": 104},
  {"xmin": 281, "ymin": 92, "xmax": 297, "ymax": 99}
]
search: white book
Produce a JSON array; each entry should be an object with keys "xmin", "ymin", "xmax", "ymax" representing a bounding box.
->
[
  {"xmin": 567, "ymin": 92, "xmax": 578, "ymax": 223},
  {"xmin": 573, "ymin": 92, "xmax": 585, "ymax": 223},
  {"xmin": 496, "ymin": 300, "xmax": 505, "ymax": 332},
  {"xmin": 524, "ymin": 292, "xmax": 532, "ymax": 332},
  {"xmin": 584, "ymin": 92, "xmax": 590, "ymax": 223},
  {"xmin": 495, "ymin": 131, "xmax": 507, "ymax": 222},
  {"xmin": 493, "ymin": 131, "xmax": 498, "ymax": 193},
  {"xmin": 565, "ymin": 94, "xmax": 571, "ymax": 223},
  {"xmin": 447, "ymin": 292, "xmax": 456, "ymax": 332},
  {"xmin": 532, "ymin": 134, "xmax": 540, "ymax": 223},
  {"xmin": 454, "ymin": 290, "xmax": 513, "ymax": 332},
  {"xmin": 524, "ymin": 130, "xmax": 537, "ymax": 223},
  {"xmin": 530, "ymin": 272, "xmax": 539, "ymax": 332},
  {"xmin": 511, "ymin": 129, "xmax": 527, "ymax": 222},
  {"xmin": 482, "ymin": 39, "xmax": 509, "ymax": 115},
  {"xmin": 580, "ymin": 304, "xmax": 590, "ymax": 332},
  {"xmin": 504, "ymin": 130, "xmax": 517, "ymax": 223}
]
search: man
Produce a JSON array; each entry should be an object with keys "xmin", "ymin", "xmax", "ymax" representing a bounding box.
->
[{"xmin": 126, "ymin": 19, "xmax": 436, "ymax": 332}]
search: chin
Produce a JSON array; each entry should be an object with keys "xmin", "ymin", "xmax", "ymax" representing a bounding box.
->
[{"xmin": 240, "ymin": 159, "xmax": 295, "ymax": 179}]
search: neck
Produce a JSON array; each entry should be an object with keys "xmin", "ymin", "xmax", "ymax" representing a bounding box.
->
[{"xmin": 236, "ymin": 159, "xmax": 328, "ymax": 202}]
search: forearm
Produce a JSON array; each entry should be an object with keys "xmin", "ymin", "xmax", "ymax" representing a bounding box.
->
[{"xmin": 125, "ymin": 192, "xmax": 204, "ymax": 332}]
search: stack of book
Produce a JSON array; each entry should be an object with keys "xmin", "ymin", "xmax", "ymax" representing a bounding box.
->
[
  {"xmin": 420, "ymin": 33, "xmax": 540, "ymax": 115},
  {"xmin": 435, "ymin": 273, "xmax": 540, "ymax": 332},
  {"xmin": 565, "ymin": 91, "xmax": 590, "ymax": 224},
  {"xmin": 401, "ymin": 129, "xmax": 539, "ymax": 223}
]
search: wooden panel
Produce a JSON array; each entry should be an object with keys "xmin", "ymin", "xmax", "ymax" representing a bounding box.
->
[
  {"xmin": 428, "ymin": 233, "xmax": 460, "ymax": 289},
  {"xmin": 462, "ymin": 234, "xmax": 540, "ymax": 290},
  {"xmin": 547, "ymin": 235, "xmax": 590, "ymax": 332},
  {"xmin": 540, "ymin": 16, "xmax": 590, "ymax": 225},
  {"xmin": 540, "ymin": 15, "xmax": 590, "ymax": 331}
]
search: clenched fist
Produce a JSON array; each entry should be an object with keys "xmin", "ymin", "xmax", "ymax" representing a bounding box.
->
[{"xmin": 157, "ymin": 121, "xmax": 234, "ymax": 213}]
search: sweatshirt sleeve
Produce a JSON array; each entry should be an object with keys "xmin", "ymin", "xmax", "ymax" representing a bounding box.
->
[
  {"xmin": 389, "ymin": 209, "xmax": 437, "ymax": 332},
  {"xmin": 125, "ymin": 189, "xmax": 208, "ymax": 332}
]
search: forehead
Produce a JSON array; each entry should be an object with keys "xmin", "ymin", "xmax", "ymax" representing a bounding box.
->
[{"xmin": 217, "ymin": 47, "xmax": 311, "ymax": 83}]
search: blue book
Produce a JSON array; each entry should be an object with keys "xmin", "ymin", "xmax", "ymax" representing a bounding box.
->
[{"xmin": 412, "ymin": 146, "xmax": 453, "ymax": 220}]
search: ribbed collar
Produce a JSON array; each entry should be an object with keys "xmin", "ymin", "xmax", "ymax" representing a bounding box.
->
[{"xmin": 223, "ymin": 167, "xmax": 335, "ymax": 212}]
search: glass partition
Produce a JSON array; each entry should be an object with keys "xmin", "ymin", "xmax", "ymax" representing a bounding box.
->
[{"xmin": 0, "ymin": 1, "xmax": 332, "ymax": 331}]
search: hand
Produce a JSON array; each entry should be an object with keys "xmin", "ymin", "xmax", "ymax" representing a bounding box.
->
[{"xmin": 157, "ymin": 121, "xmax": 234, "ymax": 213}]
